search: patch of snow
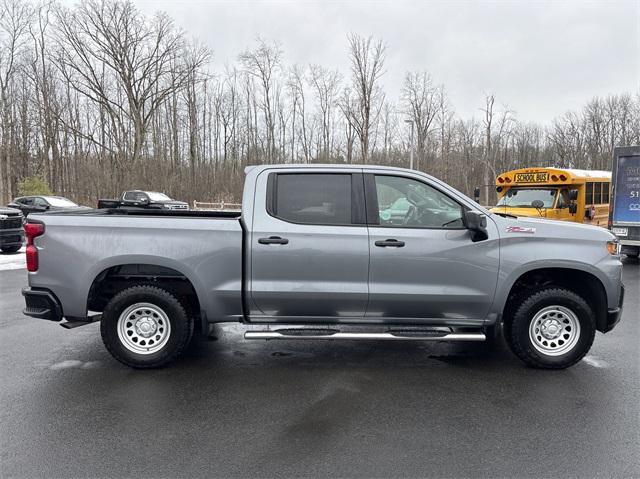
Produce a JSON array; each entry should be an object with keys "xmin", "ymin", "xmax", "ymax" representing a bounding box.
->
[{"xmin": 0, "ymin": 247, "xmax": 26, "ymax": 271}]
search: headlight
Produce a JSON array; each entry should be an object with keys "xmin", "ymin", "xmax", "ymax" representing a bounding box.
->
[{"xmin": 607, "ymin": 240, "xmax": 621, "ymax": 256}]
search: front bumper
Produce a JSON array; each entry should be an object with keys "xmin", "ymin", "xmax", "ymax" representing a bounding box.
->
[
  {"xmin": 603, "ymin": 284, "xmax": 625, "ymax": 333},
  {"xmin": 0, "ymin": 229, "xmax": 24, "ymax": 247},
  {"xmin": 22, "ymin": 288, "xmax": 63, "ymax": 322}
]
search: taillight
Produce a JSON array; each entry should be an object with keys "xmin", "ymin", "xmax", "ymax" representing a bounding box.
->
[{"xmin": 24, "ymin": 222, "xmax": 44, "ymax": 272}]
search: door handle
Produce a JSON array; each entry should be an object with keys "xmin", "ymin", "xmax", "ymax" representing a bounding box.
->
[
  {"xmin": 375, "ymin": 239, "xmax": 405, "ymax": 247},
  {"xmin": 258, "ymin": 236, "xmax": 289, "ymax": 245}
]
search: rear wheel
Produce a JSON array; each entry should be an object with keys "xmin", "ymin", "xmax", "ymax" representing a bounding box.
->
[
  {"xmin": 505, "ymin": 287, "xmax": 595, "ymax": 369},
  {"xmin": 100, "ymin": 285, "xmax": 193, "ymax": 368}
]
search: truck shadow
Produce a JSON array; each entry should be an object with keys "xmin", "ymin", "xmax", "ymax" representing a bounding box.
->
[{"xmin": 180, "ymin": 323, "xmax": 520, "ymax": 372}]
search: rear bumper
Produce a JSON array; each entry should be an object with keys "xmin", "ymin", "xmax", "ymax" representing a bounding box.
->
[
  {"xmin": 22, "ymin": 288, "xmax": 63, "ymax": 322},
  {"xmin": 603, "ymin": 284, "xmax": 625, "ymax": 333}
]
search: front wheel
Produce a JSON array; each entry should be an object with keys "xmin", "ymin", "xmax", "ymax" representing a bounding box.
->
[
  {"xmin": 505, "ymin": 287, "xmax": 596, "ymax": 369},
  {"xmin": 100, "ymin": 285, "xmax": 193, "ymax": 368},
  {"xmin": 1, "ymin": 245, "xmax": 21, "ymax": 253}
]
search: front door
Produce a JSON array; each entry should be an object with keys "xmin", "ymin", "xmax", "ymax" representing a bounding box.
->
[
  {"xmin": 249, "ymin": 169, "xmax": 370, "ymax": 322},
  {"xmin": 365, "ymin": 172, "xmax": 500, "ymax": 322}
]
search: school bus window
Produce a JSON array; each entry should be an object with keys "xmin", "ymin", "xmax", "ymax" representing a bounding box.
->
[
  {"xmin": 603, "ymin": 182, "xmax": 609, "ymax": 203},
  {"xmin": 594, "ymin": 182, "xmax": 602, "ymax": 204},
  {"xmin": 586, "ymin": 182, "xmax": 594, "ymax": 204}
]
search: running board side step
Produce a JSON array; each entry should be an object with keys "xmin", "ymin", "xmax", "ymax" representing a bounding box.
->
[{"xmin": 244, "ymin": 330, "xmax": 486, "ymax": 341}]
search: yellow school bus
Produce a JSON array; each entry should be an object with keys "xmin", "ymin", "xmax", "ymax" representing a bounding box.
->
[{"xmin": 489, "ymin": 167, "xmax": 612, "ymax": 226}]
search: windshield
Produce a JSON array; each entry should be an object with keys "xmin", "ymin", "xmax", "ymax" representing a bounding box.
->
[
  {"xmin": 146, "ymin": 192, "xmax": 172, "ymax": 201},
  {"xmin": 46, "ymin": 197, "xmax": 78, "ymax": 207},
  {"xmin": 496, "ymin": 188, "xmax": 557, "ymax": 208}
]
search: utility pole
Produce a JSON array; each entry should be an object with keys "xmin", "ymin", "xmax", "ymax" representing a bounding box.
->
[{"xmin": 404, "ymin": 119, "xmax": 415, "ymax": 170}]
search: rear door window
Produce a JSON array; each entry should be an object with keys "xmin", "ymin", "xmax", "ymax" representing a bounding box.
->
[{"xmin": 270, "ymin": 173, "xmax": 353, "ymax": 225}]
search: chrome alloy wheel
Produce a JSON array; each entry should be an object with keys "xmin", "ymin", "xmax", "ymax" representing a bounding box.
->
[
  {"xmin": 529, "ymin": 305, "xmax": 581, "ymax": 356},
  {"xmin": 117, "ymin": 303, "xmax": 171, "ymax": 354}
]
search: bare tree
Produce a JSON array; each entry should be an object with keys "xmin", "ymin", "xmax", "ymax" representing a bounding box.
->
[
  {"xmin": 239, "ymin": 38, "xmax": 282, "ymax": 163},
  {"xmin": 401, "ymin": 71, "xmax": 439, "ymax": 170},
  {"xmin": 343, "ymin": 34, "xmax": 385, "ymax": 163},
  {"xmin": 0, "ymin": 0, "xmax": 32, "ymax": 201},
  {"xmin": 53, "ymin": 0, "xmax": 208, "ymax": 170},
  {"xmin": 309, "ymin": 64, "xmax": 341, "ymax": 161}
]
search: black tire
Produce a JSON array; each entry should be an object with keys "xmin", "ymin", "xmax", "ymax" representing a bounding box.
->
[
  {"xmin": 1, "ymin": 245, "xmax": 21, "ymax": 253},
  {"xmin": 504, "ymin": 287, "xmax": 596, "ymax": 369},
  {"xmin": 100, "ymin": 285, "xmax": 193, "ymax": 368}
]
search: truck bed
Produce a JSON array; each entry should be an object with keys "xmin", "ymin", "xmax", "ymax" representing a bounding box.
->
[{"xmin": 27, "ymin": 210, "xmax": 244, "ymax": 323}]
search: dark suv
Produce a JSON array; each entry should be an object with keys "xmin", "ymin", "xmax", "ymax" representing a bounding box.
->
[{"xmin": 0, "ymin": 207, "xmax": 24, "ymax": 253}]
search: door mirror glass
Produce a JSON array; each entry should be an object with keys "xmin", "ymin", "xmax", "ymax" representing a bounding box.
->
[
  {"xmin": 464, "ymin": 210, "xmax": 488, "ymax": 242},
  {"xmin": 569, "ymin": 189, "xmax": 578, "ymax": 201}
]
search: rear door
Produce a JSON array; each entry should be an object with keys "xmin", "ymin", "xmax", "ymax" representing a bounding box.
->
[
  {"xmin": 249, "ymin": 169, "xmax": 369, "ymax": 321},
  {"xmin": 365, "ymin": 171, "xmax": 500, "ymax": 322}
]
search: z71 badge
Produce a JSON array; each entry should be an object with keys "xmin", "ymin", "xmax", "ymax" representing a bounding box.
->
[{"xmin": 506, "ymin": 226, "xmax": 536, "ymax": 234}]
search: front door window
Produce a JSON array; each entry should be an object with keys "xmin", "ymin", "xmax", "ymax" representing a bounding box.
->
[{"xmin": 375, "ymin": 175, "xmax": 464, "ymax": 228}]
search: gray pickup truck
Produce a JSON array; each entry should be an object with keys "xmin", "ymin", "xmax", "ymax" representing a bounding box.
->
[{"xmin": 22, "ymin": 165, "xmax": 625, "ymax": 369}]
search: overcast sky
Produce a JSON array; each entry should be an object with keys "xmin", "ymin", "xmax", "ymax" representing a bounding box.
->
[{"xmin": 132, "ymin": 0, "xmax": 639, "ymax": 123}]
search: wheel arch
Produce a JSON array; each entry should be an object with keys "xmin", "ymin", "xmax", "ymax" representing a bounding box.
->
[
  {"xmin": 498, "ymin": 263, "xmax": 609, "ymax": 333},
  {"xmin": 85, "ymin": 255, "xmax": 209, "ymax": 332}
]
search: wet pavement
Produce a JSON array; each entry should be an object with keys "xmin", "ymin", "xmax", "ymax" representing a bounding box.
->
[{"xmin": 1, "ymin": 259, "xmax": 639, "ymax": 478}]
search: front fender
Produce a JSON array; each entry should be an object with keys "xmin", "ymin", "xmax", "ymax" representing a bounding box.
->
[{"xmin": 492, "ymin": 258, "xmax": 619, "ymax": 319}]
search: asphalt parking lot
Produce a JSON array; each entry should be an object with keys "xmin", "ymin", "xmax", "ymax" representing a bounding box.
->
[{"xmin": 1, "ymin": 256, "xmax": 639, "ymax": 478}]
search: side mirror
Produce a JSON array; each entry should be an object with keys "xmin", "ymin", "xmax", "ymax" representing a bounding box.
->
[
  {"xmin": 569, "ymin": 204, "xmax": 577, "ymax": 214},
  {"xmin": 531, "ymin": 200, "xmax": 544, "ymax": 209},
  {"xmin": 464, "ymin": 210, "xmax": 488, "ymax": 242},
  {"xmin": 569, "ymin": 190, "xmax": 578, "ymax": 201}
]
